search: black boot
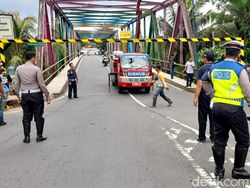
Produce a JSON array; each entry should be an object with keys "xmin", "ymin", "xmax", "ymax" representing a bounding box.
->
[
  {"xmin": 232, "ymin": 148, "xmax": 250, "ymax": 179},
  {"xmin": 23, "ymin": 136, "xmax": 30, "ymax": 143},
  {"xmin": 212, "ymin": 147, "xmax": 225, "ymax": 180},
  {"xmin": 35, "ymin": 118, "xmax": 47, "ymax": 142},
  {"xmin": 23, "ymin": 121, "xmax": 31, "ymax": 143},
  {"xmin": 36, "ymin": 136, "xmax": 47, "ymax": 142}
]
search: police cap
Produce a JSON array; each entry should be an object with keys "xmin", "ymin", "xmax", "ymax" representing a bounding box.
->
[{"xmin": 224, "ymin": 40, "xmax": 244, "ymax": 50}]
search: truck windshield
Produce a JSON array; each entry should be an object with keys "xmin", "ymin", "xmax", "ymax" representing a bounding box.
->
[{"xmin": 121, "ymin": 55, "xmax": 149, "ymax": 69}]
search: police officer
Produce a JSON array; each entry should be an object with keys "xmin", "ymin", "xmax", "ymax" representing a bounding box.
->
[
  {"xmin": 193, "ymin": 51, "xmax": 215, "ymax": 143},
  {"xmin": 14, "ymin": 52, "xmax": 51, "ymax": 143},
  {"xmin": 68, "ymin": 63, "xmax": 78, "ymax": 99},
  {"xmin": 207, "ymin": 41, "xmax": 250, "ymax": 180}
]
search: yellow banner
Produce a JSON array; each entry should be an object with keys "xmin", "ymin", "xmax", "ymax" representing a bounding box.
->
[{"xmin": 120, "ymin": 31, "xmax": 131, "ymax": 39}]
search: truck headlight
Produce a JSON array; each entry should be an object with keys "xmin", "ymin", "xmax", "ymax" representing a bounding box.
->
[{"xmin": 119, "ymin": 77, "xmax": 129, "ymax": 82}]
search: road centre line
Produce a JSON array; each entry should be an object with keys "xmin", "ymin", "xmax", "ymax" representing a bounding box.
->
[
  {"xmin": 128, "ymin": 93, "xmax": 147, "ymax": 108},
  {"xmin": 128, "ymin": 93, "xmax": 199, "ymax": 135}
]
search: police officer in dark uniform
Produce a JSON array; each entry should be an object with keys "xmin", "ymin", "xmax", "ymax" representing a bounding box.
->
[
  {"xmin": 68, "ymin": 63, "xmax": 78, "ymax": 99},
  {"xmin": 194, "ymin": 51, "xmax": 215, "ymax": 143},
  {"xmin": 207, "ymin": 41, "xmax": 250, "ymax": 180}
]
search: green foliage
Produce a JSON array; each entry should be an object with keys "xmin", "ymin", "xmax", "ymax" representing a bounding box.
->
[
  {"xmin": 4, "ymin": 13, "xmax": 36, "ymax": 68},
  {"xmin": 209, "ymin": 0, "xmax": 250, "ymax": 63},
  {"xmin": 197, "ymin": 46, "xmax": 224, "ymax": 67}
]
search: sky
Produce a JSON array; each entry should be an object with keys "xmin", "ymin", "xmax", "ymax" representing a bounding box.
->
[{"xmin": 1, "ymin": 0, "xmax": 39, "ymax": 18}]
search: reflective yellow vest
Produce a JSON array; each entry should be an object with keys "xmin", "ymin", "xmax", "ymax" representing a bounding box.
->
[{"xmin": 210, "ymin": 61, "xmax": 245, "ymax": 106}]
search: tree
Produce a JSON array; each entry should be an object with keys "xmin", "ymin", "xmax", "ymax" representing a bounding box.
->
[
  {"xmin": 209, "ymin": 0, "xmax": 250, "ymax": 63},
  {"xmin": 4, "ymin": 12, "xmax": 36, "ymax": 67},
  {"xmin": 156, "ymin": 0, "xmax": 211, "ymax": 62}
]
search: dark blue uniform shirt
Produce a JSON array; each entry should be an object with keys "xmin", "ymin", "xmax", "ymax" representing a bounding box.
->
[
  {"xmin": 68, "ymin": 69, "xmax": 78, "ymax": 82},
  {"xmin": 198, "ymin": 63, "xmax": 213, "ymax": 95}
]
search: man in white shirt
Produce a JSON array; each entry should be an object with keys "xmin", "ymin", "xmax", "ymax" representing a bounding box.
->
[{"xmin": 183, "ymin": 57, "xmax": 195, "ymax": 87}]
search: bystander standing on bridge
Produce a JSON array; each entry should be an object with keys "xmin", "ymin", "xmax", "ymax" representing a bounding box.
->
[
  {"xmin": 14, "ymin": 52, "xmax": 51, "ymax": 144},
  {"xmin": 183, "ymin": 57, "xmax": 195, "ymax": 87},
  {"xmin": 0, "ymin": 78, "xmax": 7, "ymax": 126}
]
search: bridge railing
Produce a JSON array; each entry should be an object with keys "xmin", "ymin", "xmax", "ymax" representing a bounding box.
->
[
  {"xmin": 150, "ymin": 58, "xmax": 197, "ymax": 81},
  {"xmin": 42, "ymin": 53, "xmax": 78, "ymax": 84}
]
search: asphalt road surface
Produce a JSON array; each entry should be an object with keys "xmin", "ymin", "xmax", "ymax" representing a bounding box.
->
[{"xmin": 1, "ymin": 56, "xmax": 250, "ymax": 188}]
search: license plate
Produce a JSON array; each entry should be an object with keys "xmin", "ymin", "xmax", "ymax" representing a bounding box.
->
[{"xmin": 132, "ymin": 83, "xmax": 141, "ymax": 86}]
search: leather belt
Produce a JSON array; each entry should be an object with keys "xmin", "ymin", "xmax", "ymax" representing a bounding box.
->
[{"xmin": 21, "ymin": 89, "xmax": 41, "ymax": 94}]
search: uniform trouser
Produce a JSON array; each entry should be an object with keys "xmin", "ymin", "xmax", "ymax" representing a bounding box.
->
[
  {"xmin": 0, "ymin": 99, "xmax": 4, "ymax": 123},
  {"xmin": 21, "ymin": 92, "xmax": 45, "ymax": 137},
  {"xmin": 68, "ymin": 81, "xmax": 77, "ymax": 98},
  {"xmin": 153, "ymin": 87, "xmax": 172, "ymax": 105},
  {"xmin": 198, "ymin": 92, "xmax": 214, "ymax": 141},
  {"xmin": 212, "ymin": 103, "xmax": 250, "ymax": 170},
  {"xmin": 186, "ymin": 73, "xmax": 193, "ymax": 87}
]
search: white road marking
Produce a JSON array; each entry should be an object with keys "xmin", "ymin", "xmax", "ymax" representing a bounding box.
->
[
  {"xmin": 171, "ymin": 133, "xmax": 178, "ymax": 139},
  {"xmin": 170, "ymin": 127, "xmax": 181, "ymax": 134},
  {"xmin": 210, "ymin": 173, "xmax": 215, "ymax": 179},
  {"xmin": 166, "ymin": 116, "xmax": 199, "ymax": 135},
  {"xmin": 128, "ymin": 92, "xmax": 223, "ymax": 187},
  {"xmin": 166, "ymin": 131, "xmax": 219, "ymax": 187},
  {"xmin": 185, "ymin": 139, "xmax": 198, "ymax": 144},
  {"xmin": 169, "ymin": 83, "xmax": 183, "ymax": 91},
  {"xmin": 128, "ymin": 93, "xmax": 147, "ymax": 108},
  {"xmin": 208, "ymin": 156, "xmax": 214, "ymax": 162},
  {"xmin": 128, "ymin": 93, "xmax": 199, "ymax": 134},
  {"xmin": 184, "ymin": 147, "xmax": 194, "ymax": 153}
]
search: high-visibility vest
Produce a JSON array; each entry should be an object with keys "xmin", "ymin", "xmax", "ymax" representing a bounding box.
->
[{"xmin": 210, "ymin": 60, "xmax": 245, "ymax": 106}]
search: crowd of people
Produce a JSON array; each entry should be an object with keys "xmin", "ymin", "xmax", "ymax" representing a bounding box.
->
[{"xmin": 0, "ymin": 61, "xmax": 12, "ymax": 126}]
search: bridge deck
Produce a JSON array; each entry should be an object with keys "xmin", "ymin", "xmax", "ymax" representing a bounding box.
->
[{"xmin": 1, "ymin": 56, "xmax": 250, "ymax": 187}]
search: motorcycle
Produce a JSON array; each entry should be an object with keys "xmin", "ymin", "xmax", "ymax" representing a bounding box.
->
[{"xmin": 102, "ymin": 56, "xmax": 109, "ymax": 67}]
